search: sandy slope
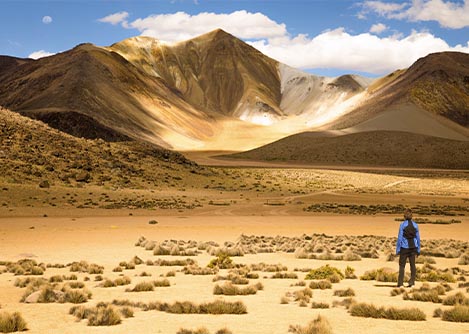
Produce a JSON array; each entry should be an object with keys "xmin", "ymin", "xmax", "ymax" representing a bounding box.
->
[{"xmin": 0, "ymin": 215, "xmax": 468, "ymax": 334}]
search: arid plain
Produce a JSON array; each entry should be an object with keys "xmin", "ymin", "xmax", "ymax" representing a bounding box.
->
[{"xmin": 1, "ymin": 155, "xmax": 468, "ymax": 334}]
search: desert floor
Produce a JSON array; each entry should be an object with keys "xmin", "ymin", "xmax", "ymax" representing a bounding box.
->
[
  {"xmin": 1, "ymin": 161, "xmax": 468, "ymax": 334},
  {"xmin": 0, "ymin": 214, "xmax": 468, "ymax": 334}
]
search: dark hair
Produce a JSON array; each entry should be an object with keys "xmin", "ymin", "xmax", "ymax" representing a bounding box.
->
[{"xmin": 404, "ymin": 209, "xmax": 413, "ymax": 220}]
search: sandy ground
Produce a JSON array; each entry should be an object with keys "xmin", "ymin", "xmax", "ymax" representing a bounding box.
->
[{"xmin": 0, "ymin": 215, "xmax": 468, "ymax": 334}]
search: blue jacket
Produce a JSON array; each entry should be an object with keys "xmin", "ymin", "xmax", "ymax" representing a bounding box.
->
[{"xmin": 396, "ymin": 220, "xmax": 420, "ymax": 255}]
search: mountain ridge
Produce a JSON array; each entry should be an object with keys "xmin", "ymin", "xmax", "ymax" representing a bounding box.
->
[{"xmin": 0, "ymin": 29, "xmax": 468, "ymax": 157}]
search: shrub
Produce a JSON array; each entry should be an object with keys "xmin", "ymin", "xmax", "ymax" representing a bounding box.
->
[
  {"xmin": 177, "ymin": 328, "xmax": 209, "ymax": 334},
  {"xmin": 343, "ymin": 251, "xmax": 361, "ymax": 261},
  {"xmin": 67, "ymin": 282, "xmax": 85, "ymax": 289},
  {"xmin": 360, "ymin": 268, "xmax": 398, "ymax": 282},
  {"xmin": 350, "ymin": 303, "xmax": 426, "ymax": 321},
  {"xmin": 198, "ymin": 300, "xmax": 247, "ymax": 314},
  {"xmin": 0, "ymin": 311, "xmax": 27, "ymax": 332},
  {"xmin": 333, "ymin": 288, "xmax": 355, "ymax": 297},
  {"xmin": 344, "ymin": 266, "xmax": 357, "ymax": 279},
  {"xmin": 213, "ymin": 283, "xmax": 261, "ymax": 296},
  {"xmin": 311, "ymin": 302, "xmax": 329, "ymax": 309},
  {"xmin": 288, "ymin": 315, "xmax": 332, "ymax": 334},
  {"xmin": 64, "ymin": 290, "xmax": 89, "ymax": 304},
  {"xmin": 153, "ymin": 279, "xmax": 170, "ymax": 287},
  {"xmin": 442, "ymin": 305, "xmax": 469, "ymax": 322},
  {"xmin": 249, "ymin": 263, "xmax": 287, "ymax": 272},
  {"xmin": 87, "ymin": 305, "xmax": 122, "ymax": 326},
  {"xmin": 208, "ymin": 253, "xmax": 233, "ymax": 269},
  {"xmin": 442, "ymin": 292, "xmax": 469, "ymax": 306},
  {"xmin": 308, "ymin": 280, "xmax": 332, "ymax": 290},
  {"xmin": 148, "ymin": 220, "xmax": 158, "ymax": 225},
  {"xmin": 183, "ymin": 265, "xmax": 218, "ymax": 275},
  {"xmin": 271, "ymin": 272, "xmax": 298, "ymax": 279},
  {"xmin": 126, "ymin": 282, "xmax": 154, "ymax": 292},
  {"xmin": 458, "ymin": 253, "xmax": 469, "ymax": 265},
  {"xmin": 280, "ymin": 296, "xmax": 289, "ymax": 304},
  {"xmin": 305, "ymin": 265, "xmax": 344, "ymax": 281},
  {"xmin": 293, "ymin": 288, "xmax": 313, "ymax": 303},
  {"xmin": 390, "ymin": 287, "xmax": 405, "ymax": 297},
  {"xmin": 120, "ymin": 307, "xmax": 134, "ymax": 318},
  {"xmin": 403, "ymin": 289, "xmax": 442, "ymax": 303}
]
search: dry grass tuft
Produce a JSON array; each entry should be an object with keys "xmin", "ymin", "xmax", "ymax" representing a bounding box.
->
[
  {"xmin": 70, "ymin": 304, "xmax": 122, "ymax": 326},
  {"xmin": 311, "ymin": 302, "xmax": 329, "ymax": 309},
  {"xmin": 308, "ymin": 280, "xmax": 332, "ymax": 290},
  {"xmin": 442, "ymin": 292, "xmax": 469, "ymax": 306},
  {"xmin": 360, "ymin": 268, "xmax": 398, "ymax": 282},
  {"xmin": 350, "ymin": 303, "xmax": 426, "ymax": 321},
  {"xmin": 288, "ymin": 315, "xmax": 332, "ymax": 334},
  {"xmin": 442, "ymin": 305, "xmax": 469, "ymax": 322},
  {"xmin": 333, "ymin": 288, "xmax": 355, "ymax": 297},
  {"xmin": 0, "ymin": 311, "xmax": 27, "ymax": 333},
  {"xmin": 213, "ymin": 282, "xmax": 262, "ymax": 296}
]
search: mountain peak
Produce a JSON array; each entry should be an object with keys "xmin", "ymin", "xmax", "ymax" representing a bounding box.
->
[{"xmin": 193, "ymin": 28, "xmax": 239, "ymax": 43}]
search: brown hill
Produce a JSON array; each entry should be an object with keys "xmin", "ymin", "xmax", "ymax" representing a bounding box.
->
[
  {"xmin": 329, "ymin": 52, "xmax": 469, "ymax": 130},
  {"xmin": 0, "ymin": 107, "xmax": 200, "ymax": 188},
  {"xmin": 109, "ymin": 29, "xmax": 282, "ymax": 119},
  {"xmin": 225, "ymin": 130, "xmax": 469, "ymax": 169},
  {"xmin": 0, "ymin": 44, "xmax": 214, "ymax": 148}
]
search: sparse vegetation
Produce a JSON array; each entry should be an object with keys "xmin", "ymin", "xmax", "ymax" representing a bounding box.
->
[
  {"xmin": 442, "ymin": 305, "xmax": 469, "ymax": 322},
  {"xmin": 0, "ymin": 311, "xmax": 27, "ymax": 333},
  {"xmin": 333, "ymin": 288, "xmax": 355, "ymax": 297},
  {"xmin": 305, "ymin": 265, "xmax": 344, "ymax": 281},
  {"xmin": 350, "ymin": 303, "xmax": 426, "ymax": 321},
  {"xmin": 70, "ymin": 303, "xmax": 122, "ymax": 326},
  {"xmin": 288, "ymin": 315, "xmax": 332, "ymax": 334},
  {"xmin": 213, "ymin": 282, "xmax": 263, "ymax": 295}
]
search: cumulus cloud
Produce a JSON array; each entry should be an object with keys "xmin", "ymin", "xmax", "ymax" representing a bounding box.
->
[
  {"xmin": 362, "ymin": 0, "xmax": 469, "ymax": 29},
  {"xmin": 98, "ymin": 11, "xmax": 129, "ymax": 25},
  {"xmin": 42, "ymin": 16, "xmax": 52, "ymax": 24},
  {"xmin": 370, "ymin": 23, "xmax": 388, "ymax": 34},
  {"xmin": 127, "ymin": 10, "xmax": 287, "ymax": 42},
  {"xmin": 249, "ymin": 28, "xmax": 469, "ymax": 74},
  {"xmin": 28, "ymin": 50, "xmax": 55, "ymax": 59},
  {"xmin": 99, "ymin": 9, "xmax": 469, "ymax": 74}
]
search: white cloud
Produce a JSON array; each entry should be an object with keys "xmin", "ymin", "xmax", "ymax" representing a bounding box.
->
[
  {"xmin": 42, "ymin": 16, "xmax": 52, "ymax": 24},
  {"xmin": 98, "ymin": 11, "xmax": 129, "ymax": 25},
  {"xmin": 361, "ymin": 1, "xmax": 408, "ymax": 16},
  {"xmin": 28, "ymin": 50, "xmax": 55, "ymax": 59},
  {"xmin": 126, "ymin": 10, "xmax": 287, "ymax": 42},
  {"xmin": 99, "ymin": 9, "xmax": 469, "ymax": 74},
  {"xmin": 249, "ymin": 28, "xmax": 469, "ymax": 74},
  {"xmin": 363, "ymin": 0, "xmax": 469, "ymax": 29},
  {"xmin": 370, "ymin": 23, "xmax": 388, "ymax": 34}
]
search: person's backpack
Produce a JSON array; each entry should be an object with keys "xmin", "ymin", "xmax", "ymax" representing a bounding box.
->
[{"xmin": 403, "ymin": 220, "xmax": 416, "ymax": 248}]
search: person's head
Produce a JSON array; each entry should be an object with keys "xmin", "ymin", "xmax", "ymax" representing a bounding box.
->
[{"xmin": 404, "ymin": 209, "xmax": 413, "ymax": 221}]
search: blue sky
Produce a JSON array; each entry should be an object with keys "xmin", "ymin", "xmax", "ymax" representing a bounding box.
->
[{"xmin": 1, "ymin": 0, "xmax": 469, "ymax": 76}]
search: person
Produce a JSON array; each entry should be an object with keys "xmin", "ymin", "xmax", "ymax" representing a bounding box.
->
[{"xmin": 396, "ymin": 208, "xmax": 420, "ymax": 287}]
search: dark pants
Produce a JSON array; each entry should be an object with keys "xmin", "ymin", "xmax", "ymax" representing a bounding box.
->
[{"xmin": 398, "ymin": 247, "xmax": 417, "ymax": 287}]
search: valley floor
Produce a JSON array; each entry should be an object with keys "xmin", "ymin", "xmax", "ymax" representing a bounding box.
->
[
  {"xmin": 0, "ymin": 166, "xmax": 467, "ymax": 333},
  {"xmin": 0, "ymin": 215, "xmax": 468, "ymax": 334}
]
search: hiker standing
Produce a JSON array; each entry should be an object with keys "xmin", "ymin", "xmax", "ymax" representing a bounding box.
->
[{"xmin": 396, "ymin": 209, "xmax": 420, "ymax": 287}]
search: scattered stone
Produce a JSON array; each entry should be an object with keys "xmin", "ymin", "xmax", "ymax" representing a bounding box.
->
[{"xmin": 39, "ymin": 180, "xmax": 50, "ymax": 188}]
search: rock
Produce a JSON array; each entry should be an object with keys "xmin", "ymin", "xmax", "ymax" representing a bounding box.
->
[
  {"xmin": 75, "ymin": 171, "xmax": 91, "ymax": 182},
  {"xmin": 39, "ymin": 180, "xmax": 50, "ymax": 188}
]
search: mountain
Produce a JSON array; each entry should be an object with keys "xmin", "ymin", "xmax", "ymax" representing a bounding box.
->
[
  {"xmin": 0, "ymin": 30, "xmax": 468, "ymax": 159},
  {"xmin": 0, "ymin": 30, "xmax": 373, "ymax": 151},
  {"xmin": 108, "ymin": 29, "xmax": 282, "ymax": 122},
  {"xmin": 327, "ymin": 52, "xmax": 469, "ymax": 131}
]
